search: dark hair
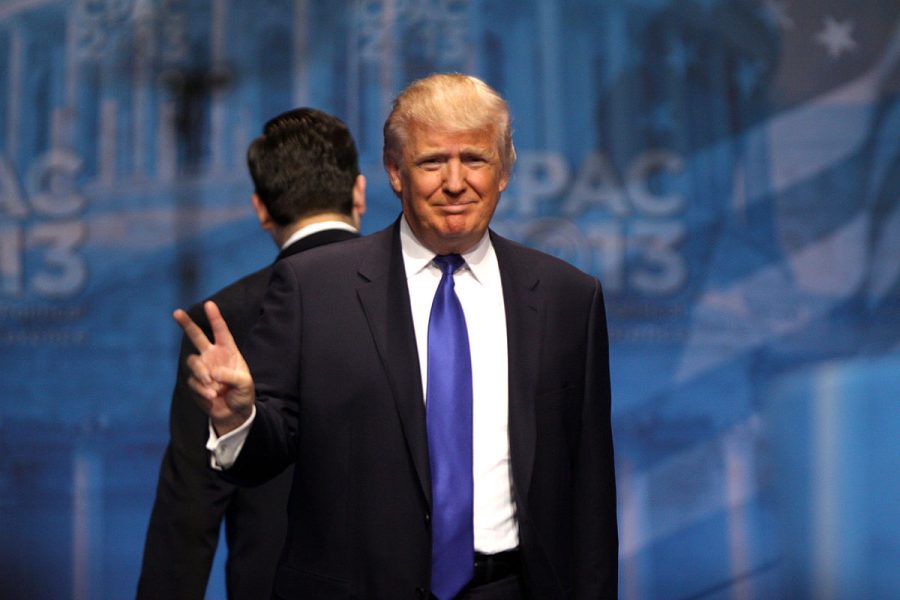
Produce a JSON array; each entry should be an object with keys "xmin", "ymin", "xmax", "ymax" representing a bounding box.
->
[{"xmin": 247, "ymin": 108, "xmax": 359, "ymax": 225}]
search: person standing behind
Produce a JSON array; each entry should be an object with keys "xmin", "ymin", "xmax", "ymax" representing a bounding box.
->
[{"xmin": 137, "ymin": 107, "xmax": 366, "ymax": 600}]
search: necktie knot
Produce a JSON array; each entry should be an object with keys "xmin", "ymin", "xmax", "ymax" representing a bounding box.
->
[{"xmin": 433, "ymin": 254, "xmax": 465, "ymax": 276}]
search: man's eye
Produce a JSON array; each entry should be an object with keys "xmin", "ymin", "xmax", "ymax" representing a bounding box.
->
[{"xmin": 418, "ymin": 159, "xmax": 442, "ymax": 170}]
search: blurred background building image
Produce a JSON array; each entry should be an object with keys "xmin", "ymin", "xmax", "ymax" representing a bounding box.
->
[{"xmin": 0, "ymin": 0, "xmax": 898, "ymax": 598}]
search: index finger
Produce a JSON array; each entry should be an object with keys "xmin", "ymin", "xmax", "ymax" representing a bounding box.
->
[{"xmin": 173, "ymin": 308, "xmax": 213, "ymax": 353}]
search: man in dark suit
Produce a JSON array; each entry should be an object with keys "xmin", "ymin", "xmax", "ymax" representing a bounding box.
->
[
  {"xmin": 177, "ymin": 74, "xmax": 617, "ymax": 599},
  {"xmin": 138, "ymin": 108, "xmax": 366, "ymax": 600}
]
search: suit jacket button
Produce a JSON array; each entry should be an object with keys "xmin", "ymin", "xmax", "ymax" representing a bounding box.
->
[
  {"xmin": 416, "ymin": 586, "xmax": 427, "ymax": 598},
  {"xmin": 424, "ymin": 512, "xmax": 431, "ymax": 524}
]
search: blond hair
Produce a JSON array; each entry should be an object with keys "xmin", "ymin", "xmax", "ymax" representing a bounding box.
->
[{"xmin": 383, "ymin": 73, "xmax": 516, "ymax": 174}]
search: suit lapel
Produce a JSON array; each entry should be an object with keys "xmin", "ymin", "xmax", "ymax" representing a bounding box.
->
[
  {"xmin": 355, "ymin": 221, "xmax": 432, "ymax": 507},
  {"xmin": 492, "ymin": 233, "xmax": 542, "ymax": 505},
  {"xmin": 352, "ymin": 225, "xmax": 542, "ymax": 509}
]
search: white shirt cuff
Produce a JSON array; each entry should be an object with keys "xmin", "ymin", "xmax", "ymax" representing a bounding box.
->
[{"xmin": 205, "ymin": 404, "xmax": 256, "ymax": 470}]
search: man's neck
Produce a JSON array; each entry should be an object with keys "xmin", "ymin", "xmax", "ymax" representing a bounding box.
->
[{"xmin": 274, "ymin": 212, "xmax": 355, "ymax": 248}]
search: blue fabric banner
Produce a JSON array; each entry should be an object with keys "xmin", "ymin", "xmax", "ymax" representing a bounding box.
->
[{"xmin": 0, "ymin": 1, "xmax": 897, "ymax": 598}]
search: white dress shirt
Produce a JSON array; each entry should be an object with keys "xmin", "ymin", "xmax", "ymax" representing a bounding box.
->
[
  {"xmin": 398, "ymin": 217, "xmax": 518, "ymax": 553},
  {"xmin": 208, "ymin": 217, "xmax": 518, "ymax": 552}
]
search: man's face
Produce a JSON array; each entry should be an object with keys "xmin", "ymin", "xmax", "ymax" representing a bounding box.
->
[{"xmin": 387, "ymin": 123, "xmax": 509, "ymax": 255}]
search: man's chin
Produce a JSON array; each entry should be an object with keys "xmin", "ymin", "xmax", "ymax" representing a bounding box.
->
[{"xmin": 439, "ymin": 213, "xmax": 476, "ymax": 234}]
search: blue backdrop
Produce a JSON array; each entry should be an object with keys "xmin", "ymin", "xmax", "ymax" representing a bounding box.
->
[{"xmin": 1, "ymin": 1, "xmax": 898, "ymax": 598}]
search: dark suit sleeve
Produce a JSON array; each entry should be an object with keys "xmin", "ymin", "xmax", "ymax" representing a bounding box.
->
[
  {"xmin": 224, "ymin": 261, "xmax": 303, "ymax": 485},
  {"xmin": 137, "ymin": 311, "xmax": 235, "ymax": 599},
  {"xmin": 574, "ymin": 279, "xmax": 618, "ymax": 598}
]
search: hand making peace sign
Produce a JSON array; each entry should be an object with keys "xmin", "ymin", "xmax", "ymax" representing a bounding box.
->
[{"xmin": 173, "ymin": 301, "xmax": 255, "ymax": 435}]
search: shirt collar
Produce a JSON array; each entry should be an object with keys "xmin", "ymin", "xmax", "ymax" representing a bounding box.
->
[
  {"xmin": 281, "ymin": 220, "xmax": 357, "ymax": 250},
  {"xmin": 399, "ymin": 215, "xmax": 493, "ymax": 284}
]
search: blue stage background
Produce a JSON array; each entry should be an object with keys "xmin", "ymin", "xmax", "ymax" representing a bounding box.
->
[{"xmin": 1, "ymin": 1, "xmax": 898, "ymax": 598}]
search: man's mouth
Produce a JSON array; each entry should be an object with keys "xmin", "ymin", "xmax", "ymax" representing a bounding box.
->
[{"xmin": 438, "ymin": 201, "xmax": 474, "ymax": 214}]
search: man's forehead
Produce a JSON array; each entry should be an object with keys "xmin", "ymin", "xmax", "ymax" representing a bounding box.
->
[{"xmin": 406, "ymin": 124, "xmax": 498, "ymax": 152}]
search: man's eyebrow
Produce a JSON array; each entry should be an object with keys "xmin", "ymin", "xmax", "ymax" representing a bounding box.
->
[
  {"xmin": 414, "ymin": 151, "xmax": 448, "ymax": 161},
  {"xmin": 412, "ymin": 147, "xmax": 494, "ymax": 161}
]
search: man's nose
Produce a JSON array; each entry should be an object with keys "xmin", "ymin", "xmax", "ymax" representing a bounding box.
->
[{"xmin": 442, "ymin": 160, "xmax": 466, "ymax": 195}]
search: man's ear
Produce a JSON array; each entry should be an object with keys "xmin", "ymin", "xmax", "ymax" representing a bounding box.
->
[
  {"xmin": 251, "ymin": 194, "xmax": 273, "ymax": 231},
  {"xmin": 351, "ymin": 174, "xmax": 367, "ymax": 229},
  {"xmin": 385, "ymin": 159, "xmax": 403, "ymax": 195}
]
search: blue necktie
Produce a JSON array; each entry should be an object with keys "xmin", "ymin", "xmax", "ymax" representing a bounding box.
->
[{"xmin": 427, "ymin": 254, "xmax": 474, "ymax": 600}]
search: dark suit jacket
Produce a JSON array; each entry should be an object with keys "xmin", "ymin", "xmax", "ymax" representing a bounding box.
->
[
  {"xmin": 138, "ymin": 228, "xmax": 360, "ymax": 600},
  {"xmin": 227, "ymin": 220, "xmax": 618, "ymax": 599}
]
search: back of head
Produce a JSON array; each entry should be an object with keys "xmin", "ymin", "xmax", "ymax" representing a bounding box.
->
[
  {"xmin": 382, "ymin": 73, "xmax": 516, "ymax": 175},
  {"xmin": 247, "ymin": 108, "xmax": 359, "ymax": 226}
]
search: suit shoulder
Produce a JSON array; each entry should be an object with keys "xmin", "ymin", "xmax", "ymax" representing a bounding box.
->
[
  {"xmin": 492, "ymin": 231, "xmax": 598, "ymax": 288},
  {"xmin": 186, "ymin": 264, "xmax": 274, "ymax": 327},
  {"xmin": 211, "ymin": 265, "xmax": 274, "ymax": 303},
  {"xmin": 278, "ymin": 229, "xmax": 383, "ymax": 273}
]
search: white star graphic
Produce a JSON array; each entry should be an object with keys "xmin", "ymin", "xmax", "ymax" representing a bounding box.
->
[{"xmin": 816, "ymin": 16, "xmax": 857, "ymax": 59}]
